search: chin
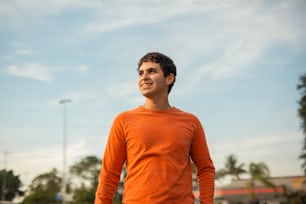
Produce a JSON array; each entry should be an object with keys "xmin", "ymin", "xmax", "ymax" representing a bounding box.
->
[{"xmin": 141, "ymin": 91, "xmax": 153, "ymax": 97}]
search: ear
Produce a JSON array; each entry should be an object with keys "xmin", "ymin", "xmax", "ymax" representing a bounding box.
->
[{"xmin": 166, "ymin": 73, "xmax": 175, "ymax": 85}]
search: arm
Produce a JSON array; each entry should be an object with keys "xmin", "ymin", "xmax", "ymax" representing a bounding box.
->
[
  {"xmin": 95, "ymin": 115, "xmax": 127, "ymax": 204},
  {"xmin": 190, "ymin": 119, "xmax": 215, "ymax": 204}
]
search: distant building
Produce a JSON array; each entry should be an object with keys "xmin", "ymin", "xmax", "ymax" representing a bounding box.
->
[{"xmin": 214, "ymin": 175, "xmax": 306, "ymax": 204}]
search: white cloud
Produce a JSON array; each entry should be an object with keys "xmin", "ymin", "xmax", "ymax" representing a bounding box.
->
[
  {"xmin": 72, "ymin": 65, "xmax": 88, "ymax": 73},
  {"xmin": 0, "ymin": 0, "xmax": 91, "ymax": 17},
  {"xmin": 47, "ymin": 90, "xmax": 111, "ymax": 113},
  {"xmin": 171, "ymin": 0, "xmax": 306, "ymax": 93},
  {"xmin": 1, "ymin": 55, "xmax": 15, "ymax": 62},
  {"xmin": 3, "ymin": 63, "xmax": 53, "ymax": 82},
  {"xmin": 2, "ymin": 63, "xmax": 89, "ymax": 82},
  {"xmin": 1, "ymin": 48, "xmax": 35, "ymax": 62},
  {"xmin": 107, "ymin": 80, "xmax": 143, "ymax": 105},
  {"xmin": 48, "ymin": 91, "xmax": 94, "ymax": 106},
  {"xmin": 9, "ymin": 140, "xmax": 95, "ymax": 187},
  {"xmin": 60, "ymin": 91, "xmax": 101, "ymax": 105},
  {"xmin": 108, "ymin": 81, "xmax": 137, "ymax": 97},
  {"xmin": 210, "ymin": 132, "xmax": 302, "ymax": 177},
  {"xmin": 80, "ymin": 1, "xmax": 221, "ymax": 36},
  {"xmin": 14, "ymin": 49, "xmax": 35, "ymax": 56},
  {"xmin": 50, "ymin": 81, "xmax": 143, "ymax": 111}
]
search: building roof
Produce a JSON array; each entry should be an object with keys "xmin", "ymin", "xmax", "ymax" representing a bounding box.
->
[{"xmin": 215, "ymin": 175, "xmax": 306, "ymax": 198}]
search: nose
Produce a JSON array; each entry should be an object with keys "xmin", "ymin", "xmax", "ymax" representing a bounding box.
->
[{"xmin": 140, "ymin": 71, "xmax": 150, "ymax": 80}]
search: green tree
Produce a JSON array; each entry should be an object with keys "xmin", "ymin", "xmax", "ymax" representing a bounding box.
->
[
  {"xmin": 0, "ymin": 169, "xmax": 23, "ymax": 201},
  {"xmin": 247, "ymin": 162, "xmax": 275, "ymax": 203},
  {"xmin": 216, "ymin": 154, "xmax": 247, "ymax": 180},
  {"xmin": 69, "ymin": 155, "xmax": 101, "ymax": 204},
  {"xmin": 22, "ymin": 168, "xmax": 62, "ymax": 204},
  {"xmin": 297, "ymin": 73, "xmax": 306, "ymax": 175}
]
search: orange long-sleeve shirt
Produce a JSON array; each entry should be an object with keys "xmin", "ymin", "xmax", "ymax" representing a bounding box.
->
[{"xmin": 95, "ymin": 106, "xmax": 215, "ymax": 204}]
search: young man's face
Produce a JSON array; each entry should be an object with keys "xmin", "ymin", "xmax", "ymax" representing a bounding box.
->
[{"xmin": 138, "ymin": 62, "xmax": 174, "ymax": 98}]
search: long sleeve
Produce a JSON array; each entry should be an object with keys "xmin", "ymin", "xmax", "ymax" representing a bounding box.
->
[
  {"xmin": 95, "ymin": 115, "xmax": 127, "ymax": 204},
  {"xmin": 95, "ymin": 107, "xmax": 215, "ymax": 203},
  {"xmin": 190, "ymin": 119, "xmax": 215, "ymax": 204}
]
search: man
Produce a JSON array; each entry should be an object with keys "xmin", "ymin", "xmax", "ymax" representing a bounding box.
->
[{"xmin": 95, "ymin": 52, "xmax": 215, "ymax": 204}]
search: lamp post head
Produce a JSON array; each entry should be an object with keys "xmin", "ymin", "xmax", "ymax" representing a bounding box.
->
[{"xmin": 59, "ymin": 99, "xmax": 72, "ymax": 104}]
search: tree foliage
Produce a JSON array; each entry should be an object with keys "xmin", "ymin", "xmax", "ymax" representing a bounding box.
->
[
  {"xmin": 73, "ymin": 184, "xmax": 96, "ymax": 204},
  {"xmin": 216, "ymin": 154, "xmax": 247, "ymax": 180},
  {"xmin": 20, "ymin": 156, "xmax": 124, "ymax": 204},
  {"xmin": 22, "ymin": 168, "xmax": 62, "ymax": 204},
  {"xmin": 297, "ymin": 73, "xmax": 306, "ymax": 175},
  {"xmin": 69, "ymin": 155, "xmax": 101, "ymax": 204},
  {"xmin": 297, "ymin": 73, "xmax": 306, "ymax": 133},
  {"xmin": 247, "ymin": 162, "xmax": 275, "ymax": 202},
  {"xmin": 248, "ymin": 162, "xmax": 274, "ymax": 187},
  {"xmin": 0, "ymin": 169, "xmax": 23, "ymax": 201}
]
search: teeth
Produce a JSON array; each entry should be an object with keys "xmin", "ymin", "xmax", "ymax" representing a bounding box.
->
[{"xmin": 142, "ymin": 83, "xmax": 151, "ymax": 88}]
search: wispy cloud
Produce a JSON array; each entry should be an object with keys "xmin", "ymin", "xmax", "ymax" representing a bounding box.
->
[
  {"xmin": 9, "ymin": 140, "xmax": 95, "ymax": 185},
  {"xmin": 80, "ymin": 1, "xmax": 220, "ymax": 36},
  {"xmin": 107, "ymin": 80, "xmax": 143, "ymax": 105},
  {"xmin": 14, "ymin": 49, "xmax": 35, "ymax": 56},
  {"xmin": 47, "ymin": 90, "xmax": 106, "ymax": 112},
  {"xmin": 63, "ymin": 91, "xmax": 100, "ymax": 102},
  {"xmin": 1, "ymin": 47, "xmax": 35, "ymax": 62},
  {"xmin": 51, "ymin": 82, "xmax": 142, "ymax": 111},
  {"xmin": 172, "ymin": 0, "xmax": 306, "ymax": 94},
  {"xmin": 3, "ymin": 63, "xmax": 53, "ymax": 82},
  {"xmin": 0, "ymin": 0, "xmax": 91, "ymax": 17},
  {"xmin": 211, "ymin": 132, "xmax": 302, "ymax": 176},
  {"xmin": 2, "ymin": 63, "xmax": 89, "ymax": 82}
]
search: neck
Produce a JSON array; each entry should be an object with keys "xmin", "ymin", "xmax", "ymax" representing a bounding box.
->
[{"xmin": 143, "ymin": 98, "xmax": 171, "ymax": 111}]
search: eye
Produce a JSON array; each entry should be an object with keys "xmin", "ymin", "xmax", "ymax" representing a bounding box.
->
[
  {"xmin": 138, "ymin": 70, "xmax": 144, "ymax": 76},
  {"xmin": 148, "ymin": 68, "xmax": 156, "ymax": 74}
]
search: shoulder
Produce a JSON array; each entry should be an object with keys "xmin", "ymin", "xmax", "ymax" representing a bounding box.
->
[
  {"xmin": 172, "ymin": 107, "xmax": 200, "ymax": 121},
  {"xmin": 172, "ymin": 108, "xmax": 205, "ymax": 130},
  {"xmin": 114, "ymin": 107, "xmax": 142, "ymax": 120}
]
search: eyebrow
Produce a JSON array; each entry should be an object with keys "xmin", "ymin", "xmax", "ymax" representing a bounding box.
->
[
  {"xmin": 138, "ymin": 68, "xmax": 158, "ymax": 77},
  {"xmin": 138, "ymin": 67, "xmax": 158, "ymax": 72}
]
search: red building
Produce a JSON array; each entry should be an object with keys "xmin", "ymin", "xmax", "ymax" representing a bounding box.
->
[{"xmin": 214, "ymin": 175, "xmax": 306, "ymax": 204}]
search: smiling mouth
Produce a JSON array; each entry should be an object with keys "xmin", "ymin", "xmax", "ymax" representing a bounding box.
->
[
  {"xmin": 141, "ymin": 83, "xmax": 152, "ymax": 89},
  {"xmin": 142, "ymin": 82, "xmax": 152, "ymax": 86}
]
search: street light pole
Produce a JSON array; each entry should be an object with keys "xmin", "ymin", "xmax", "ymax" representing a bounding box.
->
[{"xmin": 59, "ymin": 99, "xmax": 71, "ymax": 204}]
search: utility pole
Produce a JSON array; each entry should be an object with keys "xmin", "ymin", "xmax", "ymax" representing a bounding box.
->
[
  {"xmin": 1, "ymin": 151, "xmax": 8, "ymax": 202},
  {"xmin": 59, "ymin": 99, "xmax": 71, "ymax": 204}
]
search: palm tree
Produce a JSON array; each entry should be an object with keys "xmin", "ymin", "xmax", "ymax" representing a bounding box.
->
[
  {"xmin": 297, "ymin": 73, "xmax": 306, "ymax": 175},
  {"xmin": 299, "ymin": 147, "xmax": 306, "ymax": 175},
  {"xmin": 247, "ymin": 162, "xmax": 276, "ymax": 203},
  {"xmin": 216, "ymin": 154, "xmax": 247, "ymax": 180}
]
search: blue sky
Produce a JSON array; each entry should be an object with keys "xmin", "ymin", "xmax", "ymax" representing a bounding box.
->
[{"xmin": 0, "ymin": 0, "xmax": 305, "ymax": 187}]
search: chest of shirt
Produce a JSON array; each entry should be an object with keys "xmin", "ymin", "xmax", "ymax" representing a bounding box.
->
[{"xmin": 123, "ymin": 114, "xmax": 195, "ymax": 157}]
